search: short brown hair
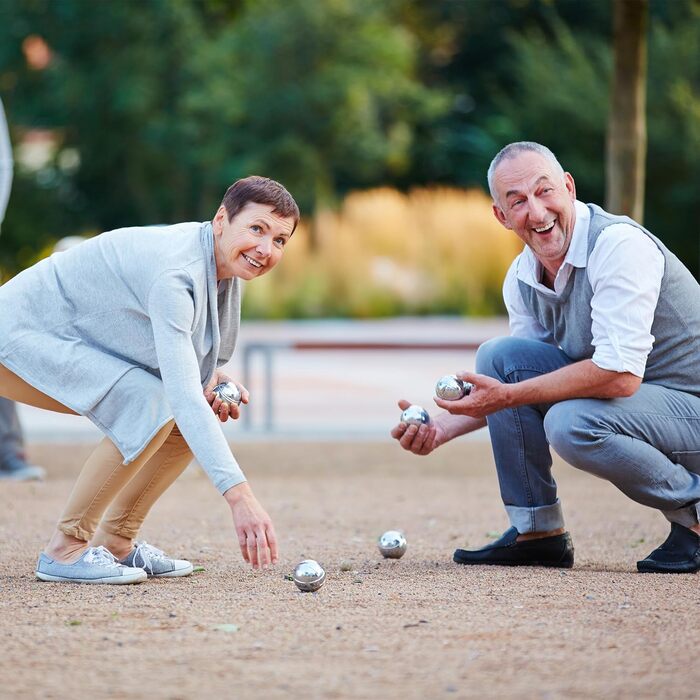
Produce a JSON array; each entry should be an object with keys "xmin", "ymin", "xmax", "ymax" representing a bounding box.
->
[{"xmin": 221, "ymin": 176, "xmax": 300, "ymax": 232}]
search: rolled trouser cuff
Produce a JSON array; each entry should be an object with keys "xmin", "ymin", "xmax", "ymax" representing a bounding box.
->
[
  {"xmin": 662, "ymin": 501, "xmax": 700, "ymax": 529},
  {"xmin": 505, "ymin": 499, "xmax": 565, "ymax": 534}
]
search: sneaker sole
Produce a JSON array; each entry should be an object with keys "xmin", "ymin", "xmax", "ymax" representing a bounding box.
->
[
  {"xmin": 35, "ymin": 570, "xmax": 148, "ymax": 584},
  {"xmin": 150, "ymin": 563, "xmax": 194, "ymax": 578}
]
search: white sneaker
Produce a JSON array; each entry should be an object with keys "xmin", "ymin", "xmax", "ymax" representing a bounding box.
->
[
  {"xmin": 119, "ymin": 541, "xmax": 193, "ymax": 578},
  {"xmin": 36, "ymin": 546, "xmax": 147, "ymax": 584}
]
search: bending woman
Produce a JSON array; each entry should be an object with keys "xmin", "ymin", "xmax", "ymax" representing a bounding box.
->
[{"xmin": 0, "ymin": 176, "xmax": 299, "ymax": 584}]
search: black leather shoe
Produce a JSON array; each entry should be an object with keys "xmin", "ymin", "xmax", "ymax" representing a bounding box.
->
[
  {"xmin": 453, "ymin": 527, "xmax": 574, "ymax": 568},
  {"xmin": 637, "ymin": 523, "xmax": 700, "ymax": 573}
]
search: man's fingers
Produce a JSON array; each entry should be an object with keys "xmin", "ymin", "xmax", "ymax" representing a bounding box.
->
[
  {"xmin": 397, "ymin": 399, "xmax": 411, "ymax": 411},
  {"xmin": 399, "ymin": 424, "xmax": 419, "ymax": 449},
  {"xmin": 410, "ymin": 424, "xmax": 431, "ymax": 454},
  {"xmin": 390, "ymin": 423, "xmax": 407, "ymax": 440}
]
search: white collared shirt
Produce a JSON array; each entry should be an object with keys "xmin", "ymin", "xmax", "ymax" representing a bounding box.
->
[{"xmin": 503, "ymin": 200, "xmax": 665, "ymax": 377}]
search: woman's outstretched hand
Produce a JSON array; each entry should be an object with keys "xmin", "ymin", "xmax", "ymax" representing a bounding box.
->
[{"xmin": 224, "ymin": 482, "xmax": 278, "ymax": 569}]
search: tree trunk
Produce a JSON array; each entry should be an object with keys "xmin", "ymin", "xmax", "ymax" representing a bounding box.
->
[{"xmin": 605, "ymin": 0, "xmax": 648, "ymax": 223}]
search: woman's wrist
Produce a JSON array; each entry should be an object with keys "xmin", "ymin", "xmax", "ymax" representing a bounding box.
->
[{"xmin": 223, "ymin": 480, "xmax": 252, "ymax": 506}]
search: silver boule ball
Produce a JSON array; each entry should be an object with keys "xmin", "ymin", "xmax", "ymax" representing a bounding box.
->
[
  {"xmin": 212, "ymin": 381, "xmax": 242, "ymax": 406},
  {"xmin": 400, "ymin": 405, "xmax": 430, "ymax": 426},
  {"xmin": 292, "ymin": 559, "xmax": 326, "ymax": 592},
  {"xmin": 378, "ymin": 530, "xmax": 408, "ymax": 559},
  {"xmin": 435, "ymin": 375, "xmax": 472, "ymax": 401}
]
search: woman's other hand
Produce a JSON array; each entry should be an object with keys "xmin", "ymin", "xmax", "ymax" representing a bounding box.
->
[{"xmin": 204, "ymin": 370, "xmax": 249, "ymax": 422}]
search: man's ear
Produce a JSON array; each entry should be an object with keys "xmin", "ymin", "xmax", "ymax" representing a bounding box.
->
[
  {"xmin": 564, "ymin": 172, "xmax": 576, "ymax": 201},
  {"xmin": 492, "ymin": 203, "xmax": 510, "ymax": 229}
]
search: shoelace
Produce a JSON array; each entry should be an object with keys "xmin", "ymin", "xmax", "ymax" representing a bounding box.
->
[
  {"xmin": 83, "ymin": 546, "xmax": 119, "ymax": 568},
  {"xmin": 131, "ymin": 541, "xmax": 167, "ymax": 574}
]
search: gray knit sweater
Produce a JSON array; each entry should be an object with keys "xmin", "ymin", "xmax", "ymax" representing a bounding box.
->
[{"xmin": 0, "ymin": 221, "xmax": 246, "ymax": 493}]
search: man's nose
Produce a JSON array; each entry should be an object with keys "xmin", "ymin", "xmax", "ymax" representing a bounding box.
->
[{"xmin": 527, "ymin": 196, "xmax": 547, "ymax": 222}]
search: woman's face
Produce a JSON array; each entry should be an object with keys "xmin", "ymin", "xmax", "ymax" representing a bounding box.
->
[{"xmin": 212, "ymin": 202, "xmax": 295, "ymax": 281}]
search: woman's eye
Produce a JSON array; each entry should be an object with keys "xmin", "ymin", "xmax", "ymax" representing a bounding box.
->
[
  {"xmin": 274, "ymin": 237, "xmax": 286, "ymax": 247},
  {"xmin": 251, "ymin": 225, "xmax": 261, "ymax": 233}
]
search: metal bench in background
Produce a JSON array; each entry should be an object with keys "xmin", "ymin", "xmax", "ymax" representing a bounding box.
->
[{"xmin": 240, "ymin": 340, "xmax": 483, "ymax": 432}]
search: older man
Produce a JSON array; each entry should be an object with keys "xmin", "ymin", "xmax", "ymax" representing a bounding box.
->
[{"xmin": 393, "ymin": 141, "xmax": 700, "ymax": 573}]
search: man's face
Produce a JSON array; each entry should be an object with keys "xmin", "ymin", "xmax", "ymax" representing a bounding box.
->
[
  {"xmin": 491, "ymin": 151, "xmax": 577, "ymax": 270},
  {"xmin": 213, "ymin": 201, "xmax": 295, "ymax": 281}
]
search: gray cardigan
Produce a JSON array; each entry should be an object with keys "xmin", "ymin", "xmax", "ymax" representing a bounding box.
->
[{"xmin": 0, "ymin": 221, "xmax": 245, "ymax": 493}]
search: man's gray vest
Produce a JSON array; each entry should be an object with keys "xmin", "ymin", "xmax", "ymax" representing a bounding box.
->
[{"xmin": 518, "ymin": 203, "xmax": 700, "ymax": 397}]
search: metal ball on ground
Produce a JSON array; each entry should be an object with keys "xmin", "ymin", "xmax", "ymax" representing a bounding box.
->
[
  {"xmin": 292, "ymin": 559, "xmax": 326, "ymax": 592},
  {"xmin": 378, "ymin": 530, "xmax": 407, "ymax": 559}
]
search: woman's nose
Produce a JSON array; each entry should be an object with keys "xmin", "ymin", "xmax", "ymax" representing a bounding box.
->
[{"xmin": 256, "ymin": 236, "xmax": 272, "ymax": 256}]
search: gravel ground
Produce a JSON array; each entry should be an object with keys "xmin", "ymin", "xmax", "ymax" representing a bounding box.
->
[{"xmin": 1, "ymin": 440, "xmax": 698, "ymax": 699}]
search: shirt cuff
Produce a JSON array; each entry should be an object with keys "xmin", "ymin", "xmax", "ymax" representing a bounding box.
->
[{"xmin": 591, "ymin": 345, "xmax": 646, "ymax": 378}]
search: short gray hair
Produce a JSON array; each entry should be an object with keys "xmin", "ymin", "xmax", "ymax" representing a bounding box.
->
[{"xmin": 487, "ymin": 141, "xmax": 565, "ymax": 202}]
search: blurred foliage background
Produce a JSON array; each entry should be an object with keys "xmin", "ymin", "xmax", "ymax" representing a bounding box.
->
[{"xmin": 0, "ymin": 0, "xmax": 698, "ymax": 317}]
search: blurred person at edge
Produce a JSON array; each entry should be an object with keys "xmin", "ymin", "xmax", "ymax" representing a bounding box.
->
[
  {"xmin": 0, "ymin": 173, "xmax": 299, "ymax": 584},
  {"xmin": 0, "ymin": 97, "xmax": 45, "ymax": 481},
  {"xmin": 392, "ymin": 141, "xmax": 700, "ymax": 575}
]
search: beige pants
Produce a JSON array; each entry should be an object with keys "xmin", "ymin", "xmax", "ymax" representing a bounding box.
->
[{"xmin": 0, "ymin": 363, "xmax": 193, "ymax": 541}]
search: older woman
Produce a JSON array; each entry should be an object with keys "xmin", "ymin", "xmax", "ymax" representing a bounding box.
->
[{"xmin": 0, "ymin": 176, "xmax": 299, "ymax": 583}]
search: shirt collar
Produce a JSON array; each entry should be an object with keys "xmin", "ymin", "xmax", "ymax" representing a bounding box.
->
[{"xmin": 518, "ymin": 200, "xmax": 590, "ymax": 283}]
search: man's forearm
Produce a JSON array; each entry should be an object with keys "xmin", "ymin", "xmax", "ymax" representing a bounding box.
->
[
  {"xmin": 438, "ymin": 412, "xmax": 488, "ymax": 442},
  {"xmin": 501, "ymin": 359, "xmax": 641, "ymax": 410}
]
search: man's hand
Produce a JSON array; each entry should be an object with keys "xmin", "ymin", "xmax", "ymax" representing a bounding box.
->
[
  {"xmin": 224, "ymin": 482, "xmax": 278, "ymax": 569},
  {"xmin": 434, "ymin": 371, "xmax": 509, "ymax": 420},
  {"xmin": 390, "ymin": 399, "xmax": 448, "ymax": 455},
  {"xmin": 204, "ymin": 370, "xmax": 249, "ymax": 422}
]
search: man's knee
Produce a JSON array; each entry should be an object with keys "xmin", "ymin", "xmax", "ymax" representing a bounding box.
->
[
  {"xmin": 544, "ymin": 401, "xmax": 611, "ymax": 476},
  {"xmin": 475, "ymin": 336, "xmax": 518, "ymax": 379}
]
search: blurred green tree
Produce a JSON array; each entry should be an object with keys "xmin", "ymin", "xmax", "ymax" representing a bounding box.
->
[
  {"xmin": 192, "ymin": 0, "xmax": 448, "ymax": 243},
  {"xmin": 0, "ymin": 0, "xmax": 698, "ymax": 283}
]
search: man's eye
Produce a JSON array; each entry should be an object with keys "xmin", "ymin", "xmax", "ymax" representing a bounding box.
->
[
  {"xmin": 251, "ymin": 225, "xmax": 261, "ymax": 233},
  {"xmin": 274, "ymin": 237, "xmax": 287, "ymax": 247}
]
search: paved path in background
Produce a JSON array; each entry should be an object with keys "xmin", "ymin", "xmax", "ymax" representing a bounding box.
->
[{"xmin": 18, "ymin": 316, "xmax": 509, "ymax": 443}]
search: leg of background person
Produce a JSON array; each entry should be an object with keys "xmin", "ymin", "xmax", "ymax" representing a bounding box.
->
[
  {"xmin": 91, "ymin": 424, "xmax": 193, "ymax": 559},
  {"xmin": 0, "ymin": 397, "xmax": 23, "ymax": 462},
  {"xmin": 0, "ymin": 397, "xmax": 46, "ymax": 480},
  {"xmin": 475, "ymin": 337, "xmax": 574, "ymax": 534},
  {"xmin": 544, "ymin": 385, "xmax": 700, "ymax": 527}
]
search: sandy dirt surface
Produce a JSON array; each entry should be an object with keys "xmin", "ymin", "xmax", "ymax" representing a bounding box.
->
[{"xmin": 1, "ymin": 440, "xmax": 699, "ymax": 699}]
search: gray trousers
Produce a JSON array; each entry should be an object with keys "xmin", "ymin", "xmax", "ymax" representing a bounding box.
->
[
  {"xmin": 0, "ymin": 397, "xmax": 23, "ymax": 463},
  {"xmin": 477, "ymin": 337, "xmax": 700, "ymax": 533}
]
